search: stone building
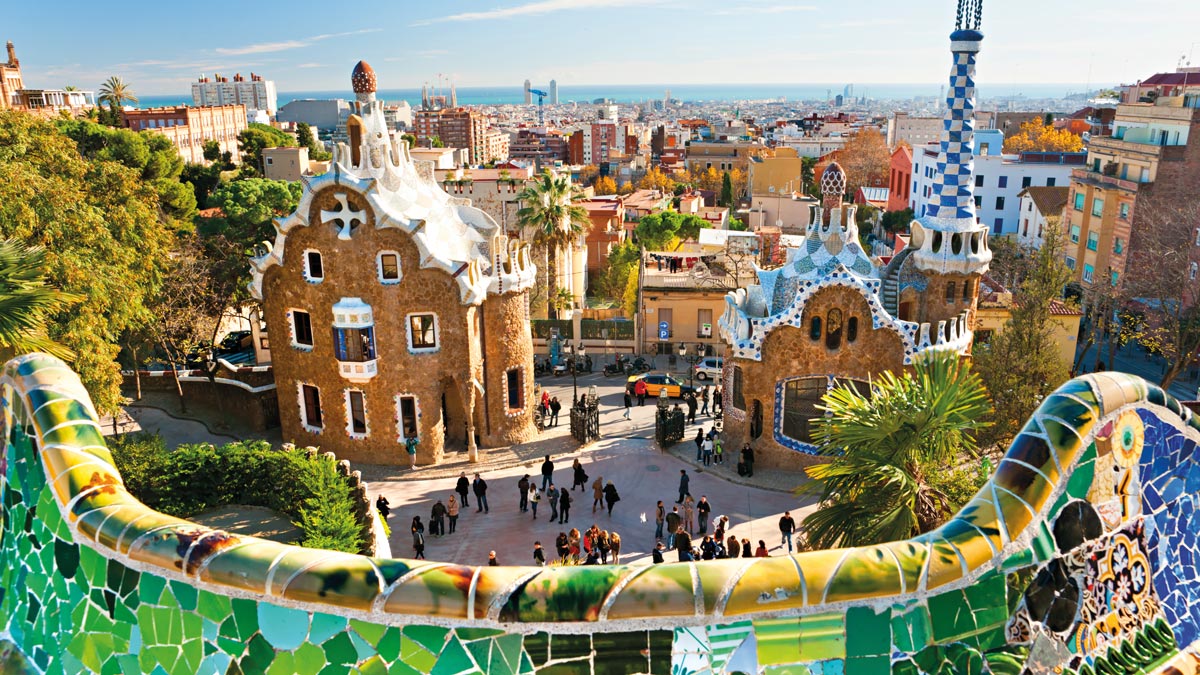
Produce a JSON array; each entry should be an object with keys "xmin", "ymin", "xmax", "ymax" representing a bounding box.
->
[
  {"xmin": 250, "ymin": 61, "xmax": 538, "ymax": 466},
  {"xmin": 718, "ymin": 19, "xmax": 993, "ymax": 469},
  {"xmin": 121, "ymin": 104, "xmax": 247, "ymax": 166}
]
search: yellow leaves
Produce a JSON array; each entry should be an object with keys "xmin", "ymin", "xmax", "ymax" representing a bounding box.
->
[
  {"xmin": 1001, "ymin": 120, "xmax": 1084, "ymax": 154},
  {"xmin": 636, "ymin": 167, "xmax": 675, "ymax": 193},
  {"xmin": 593, "ymin": 176, "xmax": 617, "ymax": 196}
]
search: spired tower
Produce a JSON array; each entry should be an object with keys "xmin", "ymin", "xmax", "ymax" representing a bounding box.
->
[{"xmin": 909, "ymin": 0, "xmax": 991, "ymax": 329}]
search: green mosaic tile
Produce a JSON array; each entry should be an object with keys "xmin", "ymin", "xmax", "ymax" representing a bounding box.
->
[
  {"xmin": 294, "ymin": 643, "xmax": 327, "ymax": 675},
  {"xmin": 550, "ymin": 633, "xmax": 591, "ymax": 660},
  {"xmin": 351, "ymin": 619, "xmax": 387, "ymax": 645},
  {"xmin": 168, "ymin": 580, "xmax": 197, "ymax": 612},
  {"xmin": 523, "ymin": 632, "xmax": 549, "ymax": 667},
  {"xmin": 138, "ymin": 574, "xmax": 166, "ymax": 606},
  {"xmin": 387, "ymin": 659, "xmax": 424, "ymax": 675},
  {"xmin": 241, "ymin": 632, "xmax": 277, "ymax": 675},
  {"xmin": 430, "ymin": 636, "xmax": 477, "ymax": 675},
  {"xmin": 258, "ymin": 602, "xmax": 310, "ymax": 650},
  {"xmin": 348, "ymin": 630, "xmax": 377, "ymax": 661},
  {"xmin": 231, "ymin": 597, "xmax": 260, "ymax": 639},
  {"xmin": 926, "ymin": 590, "xmax": 976, "ymax": 642},
  {"xmin": 197, "ymin": 590, "xmax": 232, "ymax": 623},
  {"xmin": 359, "ymin": 655, "xmax": 389, "ymax": 675},
  {"xmin": 846, "ymin": 655, "xmax": 890, "ymax": 675},
  {"xmin": 310, "ymin": 613, "xmax": 349, "ymax": 644},
  {"xmin": 404, "ymin": 625, "xmax": 450, "ymax": 654},
  {"xmin": 376, "ymin": 627, "xmax": 401, "ymax": 663},
  {"xmin": 323, "ymin": 632, "xmax": 358, "ymax": 666},
  {"xmin": 1065, "ymin": 444, "xmax": 1096, "ymax": 499},
  {"xmin": 399, "ymin": 636, "xmax": 438, "ymax": 673},
  {"xmin": 846, "ymin": 606, "xmax": 891, "ymax": 657}
]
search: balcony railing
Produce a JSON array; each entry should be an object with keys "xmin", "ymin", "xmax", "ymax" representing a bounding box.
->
[{"xmin": 1071, "ymin": 169, "xmax": 1141, "ymax": 192}]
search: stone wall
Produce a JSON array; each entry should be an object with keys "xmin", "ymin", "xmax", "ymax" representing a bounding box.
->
[
  {"xmin": 916, "ymin": 272, "xmax": 981, "ymax": 332},
  {"xmin": 722, "ymin": 285, "xmax": 908, "ymax": 469},
  {"xmin": 122, "ymin": 371, "xmax": 279, "ymax": 431},
  {"xmin": 480, "ymin": 292, "xmax": 538, "ymax": 446}
]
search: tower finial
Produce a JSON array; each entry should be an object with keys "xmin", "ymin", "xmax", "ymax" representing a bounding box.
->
[{"xmin": 955, "ymin": 0, "xmax": 983, "ymax": 31}]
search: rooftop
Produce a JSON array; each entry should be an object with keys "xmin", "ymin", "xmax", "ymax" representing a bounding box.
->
[{"xmin": 1019, "ymin": 186, "xmax": 1070, "ymax": 216}]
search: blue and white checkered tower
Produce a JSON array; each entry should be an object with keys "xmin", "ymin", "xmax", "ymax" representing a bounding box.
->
[{"xmin": 910, "ymin": 0, "xmax": 992, "ymax": 277}]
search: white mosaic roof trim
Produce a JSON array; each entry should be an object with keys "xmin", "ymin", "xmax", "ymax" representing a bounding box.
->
[
  {"xmin": 248, "ymin": 95, "xmax": 535, "ymax": 306},
  {"xmin": 908, "ymin": 216, "xmax": 992, "ymax": 276},
  {"xmin": 718, "ymin": 266, "xmax": 974, "ymax": 365}
]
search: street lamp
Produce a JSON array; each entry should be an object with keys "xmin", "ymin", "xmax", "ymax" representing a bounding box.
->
[
  {"xmin": 571, "ymin": 342, "xmax": 586, "ymax": 404},
  {"xmin": 678, "ymin": 342, "xmax": 702, "ymax": 391}
]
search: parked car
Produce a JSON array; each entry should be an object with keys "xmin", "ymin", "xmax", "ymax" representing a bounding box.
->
[
  {"xmin": 692, "ymin": 357, "xmax": 724, "ymax": 382},
  {"xmin": 215, "ymin": 330, "xmax": 253, "ymax": 354},
  {"xmin": 626, "ymin": 373, "xmax": 695, "ymax": 399}
]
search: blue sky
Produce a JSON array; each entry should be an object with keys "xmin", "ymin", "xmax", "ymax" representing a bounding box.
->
[{"xmin": 7, "ymin": 0, "xmax": 1199, "ymax": 95}]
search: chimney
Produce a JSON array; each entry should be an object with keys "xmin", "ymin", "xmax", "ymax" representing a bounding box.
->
[{"xmin": 6, "ymin": 41, "xmax": 16, "ymax": 66}]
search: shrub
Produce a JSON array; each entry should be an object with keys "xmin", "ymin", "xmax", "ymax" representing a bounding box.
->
[{"xmin": 109, "ymin": 433, "xmax": 365, "ymax": 554}]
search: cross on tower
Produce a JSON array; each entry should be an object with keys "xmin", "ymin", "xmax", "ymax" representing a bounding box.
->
[{"xmin": 320, "ymin": 193, "xmax": 367, "ymax": 241}]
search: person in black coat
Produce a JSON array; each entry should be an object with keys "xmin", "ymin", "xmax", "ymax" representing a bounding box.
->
[
  {"xmin": 540, "ymin": 455, "xmax": 554, "ymax": 491},
  {"xmin": 741, "ymin": 444, "xmax": 755, "ymax": 477},
  {"xmin": 375, "ymin": 495, "xmax": 390, "ymax": 519},
  {"xmin": 558, "ymin": 488, "xmax": 571, "ymax": 524},
  {"xmin": 455, "ymin": 471, "xmax": 470, "ymax": 508},
  {"xmin": 603, "ymin": 481, "xmax": 621, "ymax": 516},
  {"xmin": 472, "ymin": 473, "xmax": 489, "ymax": 513}
]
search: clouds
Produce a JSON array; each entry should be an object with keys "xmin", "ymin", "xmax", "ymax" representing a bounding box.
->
[
  {"xmin": 215, "ymin": 29, "xmax": 382, "ymax": 56},
  {"xmin": 411, "ymin": 0, "xmax": 673, "ymax": 26}
]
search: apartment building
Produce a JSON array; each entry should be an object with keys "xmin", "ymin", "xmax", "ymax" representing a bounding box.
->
[
  {"xmin": 121, "ymin": 105, "xmax": 248, "ymax": 165},
  {"xmin": 191, "ymin": 73, "xmax": 278, "ymax": 116}
]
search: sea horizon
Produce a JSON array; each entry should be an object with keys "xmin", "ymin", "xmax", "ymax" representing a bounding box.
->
[{"xmin": 132, "ymin": 81, "xmax": 1105, "ymax": 110}]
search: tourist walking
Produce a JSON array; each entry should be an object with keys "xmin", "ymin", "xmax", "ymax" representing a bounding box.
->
[
  {"xmin": 529, "ymin": 486, "xmax": 541, "ymax": 519},
  {"xmin": 714, "ymin": 435, "xmax": 724, "ymax": 465},
  {"xmin": 655, "ymin": 500, "xmax": 666, "ymax": 540},
  {"xmin": 447, "ymin": 495, "xmax": 459, "ymax": 534},
  {"xmin": 677, "ymin": 469, "xmax": 691, "ymax": 504},
  {"xmin": 550, "ymin": 396, "xmax": 562, "ymax": 427},
  {"xmin": 610, "ymin": 531, "xmax": 622, "ymax": 564},
  {"xmin": 694, "ymin": 428, "xmax": 704, "ymax": 461},
  {"xmin": 603, "ymin": 481, "xmax": 621, "ymax": 516},
  {"xmin": 405, "ymin": 436, "xmax": 418, "ymax": 470},
  {"xmin": 540, "ymin": 455, "xmax": 554, "ymax": 490},
  {"xmin": 702, "ymin": 433, "xmax": 714, "ymax": 466},
  {"xmin": 697, "ymin": 496, "xmax": 711, "ymax": 535},
  {"xmin": 430, "ymin": 499, "xmax": 446, "ymax": 537},
  {"xmin": 533, "ymin": 541, "xmax": 546, "ymax": 566},
  {"xmin": 623, "ymin": 390, "xmax": 632, "ymax": 419},
  {"xmin": 713, "ymin": 385, "xmax": 722, "ymax": 415},
  {"xmin": 592, "ymin": 476, "xmax": 604, "ymax": 513},
  {"xmin": 547, "ymin": 484, "xmax": 559, "ymax": 521},
  {"xmin": 472, "ymin": 473, "xmax": 489, "ymax": 513},
  {"xmin": 455, "ymin": 472, "xmax": 470, "ymax": 508},
  {"xmin": 375, "ymin": 495, "xmax": 390, "ymax": 519},
  {"xmin": 683, "ymin": 496, "xmax": 695, "ymax": 533},
  {"xmin": 686, "ymin": 393, "xmax": 697, "ymax": 423},
  {"xmin": 635, "ymin": 378, "xmax": 648, "ymax": 406},
  {"xmin": 779, "ymin": 511, "xmax": 796, "ymax": 552},
  {"xmin": 700, "ymin": 386, "xmax": 709, "ymax": 416},
  {"xmin": 411, "ymin": 517, "xmax": 426, "ymax": 560},
  {"xmin": 518, "ymin": 475, "xmax": 530, "ymax": 512},
  {"xmin": 558, "ymin": 487, "xmax": 571, "ymax": 524},
  {"xmin": 572, "ymin": 458, "xmax": 587, "ymax": 491}
]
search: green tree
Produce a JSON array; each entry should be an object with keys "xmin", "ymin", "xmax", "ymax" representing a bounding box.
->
[
  {"xmin": 801, "ymin": 156, "xmax": 818, "ymax": 196},
  {"xmin": 0, "ymin": 239, "xmax": 80, "ymax": 361},
  {"xmin": 206, "ymin": 178, "xmax": 301, "ymax": 252},
  {"xmin": 595, "ymin": 241, "xmax": 640, "ymax": 303},
  {"xmin": 800, "ymin": 353, "xmax": 992, "ymax": 548},
  {"xmin": 296, "ymin": 122, "xmax": 316, "ymax": 149},
  {"xmin": 430, "ymin": 136, "xmax": 445, "ymax": 148},
  {"xmin": 515, "ymin": 170, "xmax": 590, "ymax": 318},
  {"xmin": 237, "ymin": 122, "xmax": 295, "ymax": 175},
  {"xmin": 202, "ymin": 140, "xmax": 222, "ymax": 163},
  {"xmin": 720, "ymin": 171, "xmax": 734, "ymax": 207},
  {"xmin": 880, "ymin": 208, "xmax": 914, "ymax": 234},
  {"xmin": 973, "ymin": 225, "xmax": 1072, "ymax": 447},
  {"xmin": 401, "ymin": 133, "xmax": 416, "ymax": 148},
  {"xmin": 0, "ymin": 111, "xmax": 174, "ymax": 413},
  {"xmin": 634, "ymin": 210, "xmax": 709, "ymax": 250},
  {"xmin": 181, "ymin": 163, "xmax": 221, "ymax": 207}
]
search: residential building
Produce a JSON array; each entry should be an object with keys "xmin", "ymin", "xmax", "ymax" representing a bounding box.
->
[
  {"xmin": 414, "ymin": 107, "xmax": 489, "ymax": 164},
  {"xmin": 910, "ymin": 128, "xmax": 1085, "ymax": 236},
  {"xmin": 1, "ymin": 41, "xmax": 22, "ymax": 109},
  {"xmin": 620, "ymin": 189, "xmax": 670, "ymax": 222},
  {"xmin": 1, "ymin": 41, "xmax": 95, "ymax": 115},
  {"xmin": 887, "ymin": 112, "xmax": 942, "ymax": 148},
  {"xmin": 854, "ymin": 186, "xmax": 890, "ymax": 210},
  {"xmin": 191, "ymin": 72, "xmax": 278, "ymax": 116},
  {"xmin": 568, "ymin": 122, "xmax": 633, "ymax": 167},
  {"xmin": 747, "ymin": 147, "xmax": 804, "ymax": 197},
  {"xmin": 508, "ymin": 128, "xmax": 569, "ymax": 166},
  {"xmin": 277, "ymin": 98, "xmax": 351, "ymax": 131},
  {"xmin": 1120, "ymin": 67, "xmax": 1200, "ymax": 104},
  {"xmin": 582, "ymin": 198, "xmax": 626, "ymax": 272},
  {"xmin": 684, "ymin": 140, "xmax": 765, "ymax": 173},
  {"xmin": 252, "ymin": 61, "xmax": 538, "ymax": 466},
  {"xmin": 887, "ymin": 145, "xmax": 913, "ymax": 211},
  {"xmin": 121, "ymin": 105, "xmax": 248, "ymax": 166},
  {"xmin": 1063, "ymin": 97, "xmax": 1200, "ymax": 289},
  {"xmin": 1015, "ymin": 186, "xmax": 1069, "ymax": 249},
  {"xmin": 974, "ymin": 276, "xmax": 1081, "ymax": 369},
  {"xmin": 745, "ymin": 192, "xmax": 816, "ymax": 234},
  {"xmin": 262, "ymin": 146, "xmax": 330, "ymax": 181},
  {"xmin": 482, "ymin": 128, "xmax": 510, "ymax": 163},
  {"xmin": 719, "ymin": 16, "xmax": 991, "ymax": 469}
]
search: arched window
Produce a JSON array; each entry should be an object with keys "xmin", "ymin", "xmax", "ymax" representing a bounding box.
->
[
  {"xmin": 847, "ymin": 316, "xmax": 859, "ymax": 343},
  {"xmin": 809, "ymin": 316, "xmax": 822, "ymax": 341},
  {"xmin": 825, "ymin": 308, "xmax": 843, "ymax": 349},
  {"xmin": 945, "ymin": 281, "xmax": 957, "ymax": 304}
]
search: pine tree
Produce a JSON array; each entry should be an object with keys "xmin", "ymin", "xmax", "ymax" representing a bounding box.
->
[
  {"xmin": 973, "ymin": 226, "xmax": 1073, "ymax": 447},
  {"xmin": 720, "ymin": 171, "xmax": 734, "ymax": 207}
]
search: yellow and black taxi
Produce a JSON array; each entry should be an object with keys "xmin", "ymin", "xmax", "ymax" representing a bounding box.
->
[{"xmin": 626, "ymin": 372, "xmax": 696, "ymax": 398}]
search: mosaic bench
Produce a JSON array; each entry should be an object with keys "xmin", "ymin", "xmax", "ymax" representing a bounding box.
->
[{"xmin": 3, "ymin": 352, "xmax": 1200, "ymax": 675}]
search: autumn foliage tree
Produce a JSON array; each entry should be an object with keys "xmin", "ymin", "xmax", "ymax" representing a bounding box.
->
[
  {"xmin": 839, "ymin": 129, "xmax": 890, "ymax": 196},
  {"xmin": 1002, "ymin": 120, "xmax": 1084, "ymax": 154},
  {"xmin": 637, "ymin": 167, "xmax": 676, "ymax": 193},
  {"xmin": 593, "ymin": 175, "xmax": 617, "ymax": 195}
]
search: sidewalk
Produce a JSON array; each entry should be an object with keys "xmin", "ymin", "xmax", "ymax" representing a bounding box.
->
[{"xmin": 1075, "ymin": 341, "xmax": 1198, "ymax": 401}]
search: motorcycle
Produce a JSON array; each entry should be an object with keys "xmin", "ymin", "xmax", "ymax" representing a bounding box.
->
[
  {"xmin": 626, "ymin": 357, "xmax": 653, "ymax": 375},
  {"xmin": 603, "ymin": 355, "xmax": 628, "ymax": 377}
]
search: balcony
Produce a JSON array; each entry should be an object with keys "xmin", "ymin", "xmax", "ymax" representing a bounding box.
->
[{"xmin": 1070, "ymin": 169, "xmax": 1141, "ymax": 193}]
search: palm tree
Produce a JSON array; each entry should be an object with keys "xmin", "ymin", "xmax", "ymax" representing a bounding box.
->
[
  {"xmin": 98, "ymin": 76, "xmax": 138, "ymax": 114},
  {"xmin": 799, "ymin": 352, "xmax": 991, "ymax": 549},
  {"xmin": 515, "ymin": 170, "xmax": 590, "ymax": 318},
  {"xmin": 0, "ymin": 239, "xmax": 80, "ymax": 361}
]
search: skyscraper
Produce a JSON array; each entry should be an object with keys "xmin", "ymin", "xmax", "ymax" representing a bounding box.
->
[
  {"xmin": 523, "ymin": 79, "xmax": 531, "ymax": 105},
  {"xmin": 549, "ymin": 79, "xmax": 558, "ymax": 105}
]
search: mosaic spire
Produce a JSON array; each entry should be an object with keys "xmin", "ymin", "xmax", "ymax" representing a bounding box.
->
[{"xmin": 926, "ymin": 0, "xmax": 984, "ymax": 223}]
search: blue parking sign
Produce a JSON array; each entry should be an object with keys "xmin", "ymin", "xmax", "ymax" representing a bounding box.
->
[{"xmin": 658, "ymin": 321, "xmax": 669, "ymax": 340}]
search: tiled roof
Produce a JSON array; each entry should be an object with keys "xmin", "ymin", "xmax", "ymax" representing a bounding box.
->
[
  {"xmin": 1018, "ymin": 186, "xmax": 1070, "ymax": 217},
  {"xmin": 1049, "ymin": 299, "xmax": 1082, "ymax": 316},
  {"xmin": 1139, "ymin": 72, "xmax": 1200, "ymax": 87}
]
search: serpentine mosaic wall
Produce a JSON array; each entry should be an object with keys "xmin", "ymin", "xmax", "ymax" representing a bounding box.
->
[{"xmin": 4, "ymin": 353, "xmax": 1200, "ymax": 675}]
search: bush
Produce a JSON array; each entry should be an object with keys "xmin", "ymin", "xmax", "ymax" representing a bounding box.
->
[{"xmin": 109, "ymin": 433, "xmax": 365, "ymax": 554}]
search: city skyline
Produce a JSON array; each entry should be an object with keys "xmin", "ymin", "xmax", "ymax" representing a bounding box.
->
[{"xmin": 7, "ymin": 0, "xmax": 1199, "ymax": 96}]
